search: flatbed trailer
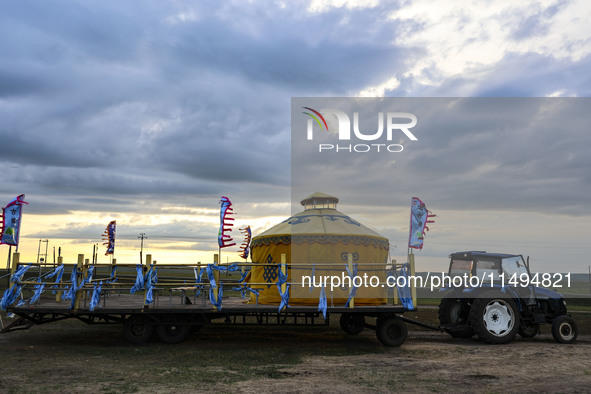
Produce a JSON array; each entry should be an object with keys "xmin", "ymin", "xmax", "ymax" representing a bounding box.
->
[
  {"xmin": 1, "ymin": 252, "xmax": 427, "ymax": 347},
  {"xmin": 3, "ymin": 294, "xmax": 411, "ymax": 346}
]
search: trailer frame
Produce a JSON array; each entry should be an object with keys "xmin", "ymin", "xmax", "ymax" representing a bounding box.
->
[{"xmin": 1, "ymin": 251, "xmax": 422, "ymax": 347}]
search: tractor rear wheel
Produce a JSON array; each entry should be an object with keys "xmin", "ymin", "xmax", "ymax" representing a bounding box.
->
[{"xmin": 469, "ymin": 296, "xmax": 520, "ymax": 344}]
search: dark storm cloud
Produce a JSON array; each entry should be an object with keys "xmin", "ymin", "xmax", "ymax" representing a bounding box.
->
[
  {"xmin": 0, "ymin": 1, "xmax": 411, "ymax": 216},
  {"xmin": 1, "ymin": 0, "xmax": 589, "ymax": 226},
  {"xmin": 291, "ymin": 98, "xmax": 591, "ymax": 216}
]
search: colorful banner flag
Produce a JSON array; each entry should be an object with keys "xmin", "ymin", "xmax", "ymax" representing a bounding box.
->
[
  {"xmin": 102, "ymin": 220, "xmax": 116, "ymax": 255},
  {"xmin": 1, "ymin": 194, "xmax": 28, "ymax": 246},
  {"xmin": 408, "ymin": 197, "xmax": 436, "ymax": 250},
  {"xmin": 238, "ymin": 226, "xmax": 252, "ymax": 259},
  {"xmin": 218, "ymin": 196, "xmax": 236, "ymax": 248}
]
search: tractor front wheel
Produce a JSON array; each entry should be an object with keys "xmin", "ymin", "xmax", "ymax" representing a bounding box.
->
[{"xmin": 551, "ymin": 315, "xmax": 578, "ymax": 344}]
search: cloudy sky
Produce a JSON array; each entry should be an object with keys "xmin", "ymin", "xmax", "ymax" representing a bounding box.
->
[{"xmin": 1, "ymin": 1, "xmax": 590, "ymax": 273}]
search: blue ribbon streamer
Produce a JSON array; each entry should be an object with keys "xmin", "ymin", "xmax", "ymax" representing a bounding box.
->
[
  {"xmin": 106, "ymin": 266, "xmax": 118, "ymax": 284},
  {"xmin": 209, "ymin": 284, "xmax": 223, "ymax": 311},
  {"xmin": 9, "ymin": 264, "xmax": 33, "ymax": 283},
  {"xmin": 29, "ymin": 278, "xmax": 45, "ymax": 305},
  {"xmin": 1, "ymin": 283, "xmax": 22, "ymax": 311},
  {"xmin": 232, "ymin": 284, "xmax": 259, "ymax": 302},
  {"xmin": 89, "ymin": 281, "xmax": 103, "ymax": 311},
  {"xmin": 64, "ymin": 266, "xmax": 95, "ymax": 308},
  {"xmin": 129, "ymin": 265, "xmax": 145, "ymax": 294},
  {"xmin": 345, "ymin": 263, "xmax": 359, "ymax": 308},
  {"xmin": 276, "ymin": 265, "xmax": 290, "ymax": 312},
  {"xmin": 206, "ymin": 265, "xmax": 216, "ymax": 289},
  {"xmin": 144, "ymin": 266, "xmax": 158, "ymax": 305},
  {"xmin": 237, "ymin": 269, "xmax": 249, "ymax": 283},
  {"xmin": 209, "ymin": 263, "xmax": 240, "ymax": 273},
  {"xmin": 45, "ymin": 265, "xmax": 65, "ymax": 293},
  {"xmin": 318, "ymin": 285, "xmax": 327, "ymax": 319},
  {"xmin": 397, "ymin": 264, "xmax": 414, "ymax": 310},
  {"xmin": 1, "ymin": 264, "xmax": 33, "ymax": 310},
  {"xmin": 42, "ymin": 264, "xmax": 64, "ymax": 280},
  {"xmin": 86, "ymin": 266, "xmax": 94, "ymax": 283},
  {"xmin": 277, "ymin": 283, "xmax": 290, "ymax": 312},
  {"xmin": 204, "ymin": 265, "xmax": 224, "ymax": 310},
  {"xmin": 193, "ymin": 267, "xmax": 206, "ymax": 296},
  {"xmin": 62, "ymin": 266, "xmax": 78, "ymax": 301}
]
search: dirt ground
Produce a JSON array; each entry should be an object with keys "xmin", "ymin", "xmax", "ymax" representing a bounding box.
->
[
  {"xmin": 1, "ymin": 313, "xmax": 590, "ymax": 393},
  {"xmin": 235, "ymin": 333, "xmax": 591, "ymax": 393}
]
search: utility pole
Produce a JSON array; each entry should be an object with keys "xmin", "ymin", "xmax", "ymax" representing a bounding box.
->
[
  {"xmin": 36, "ymin": 239, "xmax": 49, "ymax": 264},
  {"xmin": 37, "ymin": 239, "xmax": 49, "ymax": 276},
  {"xmin": 138, "ymin": 233, "xmax": 147, "ymax": 265}
]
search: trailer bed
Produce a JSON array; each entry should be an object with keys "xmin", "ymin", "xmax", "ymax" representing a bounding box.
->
[
  {"xmin": 8, "ymin": 294, "xmax": 408, "ymax": 314},
  {"xmin": 1, "ymin": 253, "xmax": 418, "ymax": 346},
  {"xmin": 3, "ymin": 290, "xmax": 411, "ymax": 347}
]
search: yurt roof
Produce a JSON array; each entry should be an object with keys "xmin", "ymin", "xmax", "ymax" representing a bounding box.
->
[{"xmin": 252, "ymin": 193, "xmax": 388, "ymax": 248}]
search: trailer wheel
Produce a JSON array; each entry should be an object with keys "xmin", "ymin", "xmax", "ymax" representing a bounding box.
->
[
  {"xmin": 123, "ymin": 315, "xmax": 154, "ymax": 345},
  {"xmin": 376, "ymin": 316, "xmax": 407, "ymax": 347},
  {"xmin": 340, "ymin": 313, "xmax": 365, "ymax": 335},
  {"xmin": 469, "ymin": 296, "xmax": 519, "ymax": 344},
  {"xmin": 157, "ymin": 320, "xmax": 190, "ymax": 344},
  {"xmin": 551, "ymin": 315, "xmax": 578, "ymax": 344}
]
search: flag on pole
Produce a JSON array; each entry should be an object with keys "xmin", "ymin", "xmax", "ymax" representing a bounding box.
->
[
  {"xmin": 102, "ymin": 220, "xmax": 116, "ymax": 255},
  {"xmin": 1, "ymin": 194, "xmax": 28, "ymax": 246},
  {"xmin": 238, "ymin": 226, "xmax": 252, "ymax": 259},
  {"xmin": 408, "ymin": 197, "xmax": 436, "ymax": 250},
  {"xmin": 218, "ymin": 196, "xmax": 236, "ymax": 248}
]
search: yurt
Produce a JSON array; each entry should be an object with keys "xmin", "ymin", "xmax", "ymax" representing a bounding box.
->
[{"xmin": 248, "ymin": 192, "xmax": 389, "ymax": 305}]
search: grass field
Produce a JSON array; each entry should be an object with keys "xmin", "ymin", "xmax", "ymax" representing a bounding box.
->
[
  {"xmin": 1, "ymin": 306, "xmax": 591, "ymax": 393},
  {"xmin": 2, "ymin": 266, "xmax": 591, "ymax": 392},
  {"xmin": 1, "ymin": 265, "xmax": 590, "ymax": 392}
]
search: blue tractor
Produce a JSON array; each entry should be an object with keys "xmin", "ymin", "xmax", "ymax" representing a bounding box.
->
[{"xmin": 438, "ymin": 251, "xmax": 577, "ymax": 344}]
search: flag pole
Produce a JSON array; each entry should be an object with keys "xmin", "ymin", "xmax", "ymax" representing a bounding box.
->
[{"xmin": 6, "ymin": 245, "xmax": 11, "ymax": 270}]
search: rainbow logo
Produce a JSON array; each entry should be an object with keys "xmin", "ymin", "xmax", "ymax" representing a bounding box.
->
[{"xmin": 302, "ymin": 107, "xmax": 328, "ymax": 132}]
